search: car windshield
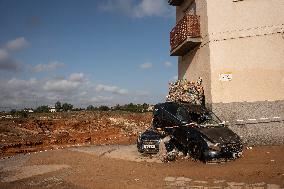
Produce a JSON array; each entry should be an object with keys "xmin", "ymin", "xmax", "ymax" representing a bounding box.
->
[
  {"xmin": 198, "ymin": 112, "xmax": 223, "ymax": 127},
  {"xmin": 176, "ymin": 107, "xmax": 222, "ymax": 127}
]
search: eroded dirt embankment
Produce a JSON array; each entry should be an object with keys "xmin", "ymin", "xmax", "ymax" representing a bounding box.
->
[{"xmin": 0, "ymin": 111, "xmax": 152, "ymax": 157}]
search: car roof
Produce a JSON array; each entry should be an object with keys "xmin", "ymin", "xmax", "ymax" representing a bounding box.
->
[{"xmin": 157, "ymin": 101, "xmax": 207, "ymax": 114}]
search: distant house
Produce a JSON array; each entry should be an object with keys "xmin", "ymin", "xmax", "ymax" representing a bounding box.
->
[
  {"xmin": 49, "ymin": 106, "xmax": 56, "ymax": 113},
  {"xmin": 147, "ymin": 105, "xmax": 154, "ymax": 112},
  {"xmin": 24, "ymin": 108, "xmax": 34, "ymax": 113}
]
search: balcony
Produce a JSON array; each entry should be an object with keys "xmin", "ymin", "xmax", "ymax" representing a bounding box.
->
[
  {"xmin": 168, "ymin": 0, "xmax": 184, "ymax": 6},
  {"xmin": 170, "ymin": 14, "xmax": 201, "ymax": 56}
]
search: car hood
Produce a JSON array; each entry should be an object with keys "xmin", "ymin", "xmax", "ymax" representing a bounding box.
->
[
  {"xmin": 196, "ymin": 127, "xmax": 240, "ymax": 144},
  {"xmin": 140, "ymin": 130, "xmax": 161, "ymax": 140}
]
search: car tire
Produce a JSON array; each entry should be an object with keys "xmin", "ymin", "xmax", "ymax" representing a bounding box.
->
[
  {"xmin": 137, "ymin": 141, "xmax": 144, "ymax": 153},
  {"xmin": 190, "ymin": 143, "xmax": 204, "ymax": 161}
]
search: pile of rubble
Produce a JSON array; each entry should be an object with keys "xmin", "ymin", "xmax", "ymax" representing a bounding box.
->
[{"xmin": 166, "ymin": 78, "xmax": 204, "ymax": 105}]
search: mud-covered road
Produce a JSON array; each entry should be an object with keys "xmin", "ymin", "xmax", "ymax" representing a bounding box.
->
[{"xmin": 0, "ymin": 145, "xmax": 284, "ymax": 189}]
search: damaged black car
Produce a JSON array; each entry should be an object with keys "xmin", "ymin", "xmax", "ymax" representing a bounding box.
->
[{"xmin": 152, "ymin": 102, "xmax": 243, "ymax": 162}]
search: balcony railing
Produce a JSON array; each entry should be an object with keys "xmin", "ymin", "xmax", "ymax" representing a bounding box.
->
[
  {"xmin": 168, "ymin": 0, "xmax": 184, "ymax": 6},
  {"xmin": 170, "ymin": 14, "xmax": 201, "ymax": 56}
]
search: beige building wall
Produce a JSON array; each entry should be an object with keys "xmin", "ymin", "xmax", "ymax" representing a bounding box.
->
[
  {"xmin": 176, "ymin": 0, "xmax": 213, "ymax": 103},
  {"xmin": 172, "ymin": 0, "xmax": 284, "ymax": 145},
  {"xmin": 206, "ymin": 0, "xmax": 284, "ymax": 103}
]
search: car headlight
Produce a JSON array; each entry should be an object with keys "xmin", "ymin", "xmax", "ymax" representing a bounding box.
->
[{"xmin": 206, "ymin": 140, "xmax": 221, "ymax": 151}]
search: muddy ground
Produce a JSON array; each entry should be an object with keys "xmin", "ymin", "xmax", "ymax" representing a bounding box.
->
[{"xmin": 0, "ymin": 145, "xmax": 283, "ymax": 189}]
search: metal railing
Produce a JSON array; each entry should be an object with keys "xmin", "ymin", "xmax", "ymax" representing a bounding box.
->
[{"xmin": 170, "ymin": 14, "xmax": 201, "ymax": 50}]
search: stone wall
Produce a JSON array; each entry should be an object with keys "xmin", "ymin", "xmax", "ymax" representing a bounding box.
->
[{"xmin": 209, "ymin": 100, "xmax": 284, "ymax": 146}]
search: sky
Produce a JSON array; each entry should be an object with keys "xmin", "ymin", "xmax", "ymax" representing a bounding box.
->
[{"xmin": 0, "ymin": 0, "xmax": 177, "ymax": 110}]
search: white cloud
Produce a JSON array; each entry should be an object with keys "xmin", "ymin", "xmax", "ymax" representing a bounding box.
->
[
  {"xmin": 0, "ymin": 37, "xmax": 29, "ymax": 73},
  {"xmin": 43, "ymin": 73, "xmax": 86, "ymax": 92},
  {"xmin": 0, "ymin": 78, "xmax": 40, "ymax": 106},
  {"xmin": 133, "ymin": 0, "xmax": 172, "ymax": 17},
  {"xmin": 0, "ymin": 49, "xmax": 17, "ymax": 72},
  {"xmin": 164, "ymin": 61, "xmax": 172, "ymax": 67},
  {"xmin": 32, "ymin": 61, "xmax": 65, "ymax": 73},
  {"xmin": 173, "ymin": 75, "xmax": 178, "ymax": 80},
  {"xmin": 90, "ymin": 96, "xmax": 114, "ymax": 103},
  {"xmin": 0, "ymin": 57, "xmax": 22, "ymax": 72},
  {"xmin": 98, "ymin": 0, "xmax": 174, "ymax": 18},
  {"xmin": 42, "ymin": 73, "xmax": 86, "ymax": 92},
  {"xmin": 5, "ymin": 37, "xmax": 29, "ymax": 51},
  {"xmin": 7, "ymin": 78, "xmax": 37, "ymax": 90},
  {"xmin": 95, "ymin": 84, "xmax": 128, "ymax": 95},
  {"xmin": 0, "ymin": 74, "xmax": 87, "ymax": 107},
  {"xmin": 0, "ymin": 72, "xmax": 134, "ymax": 109},
  {"xmin": 43, "ymin": 79, "xmax": 80, "ymax": 92},
  {"xmin": 139, "ymin": 62, "xmax": 152, "ymax": 69},
  {"xmin": 0, "ymin": 49, "xmax": 8, "ymax": 60},
  {"xmin": 69, "ymin": 72, "xmax": 85, "ymax": 82}
]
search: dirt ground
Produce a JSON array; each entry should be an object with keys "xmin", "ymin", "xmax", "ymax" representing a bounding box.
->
[{"xmin": 0, "ymin": 144, "xmax": 284, "ymax": 189}]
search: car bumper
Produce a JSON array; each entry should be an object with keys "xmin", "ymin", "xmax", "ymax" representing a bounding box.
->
[
  {"xmin": 203, "ymin": 150, "xmax": 243, "ymax": 161},
  {"xmin": 143, "ymin": 147, "xmax": 159, "ymax": 154},
  {"xmin": 137, "ymin": 141, "xmax": 160, "ymax": 154}
]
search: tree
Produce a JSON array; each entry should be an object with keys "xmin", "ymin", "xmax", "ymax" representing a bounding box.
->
[
  {"xmin": 10, "ymin": 109, "xmax": 16, "ymax": 115},
  {"xmin": 17, "ymin": 110, "xmax": 28, "ymax": 118},
  {"xmin": 62, "ymin": 103, "xmax": 73, "ymax": 112},
  {"xmin": 35, "ymin": 105, "xmax": 49, "ymax": 113},
  {"xmin": 73, "ymin": 107, "xmax": 85, "ymax": 111},
  {"xmin": 55, "ymin": 101, "xmax": 62, "ymax": 112},
  {"xmin": 113, "ymin": 104, "xmax": 121, "ymax": 111},
  {"xmin": 86, "ymin": 105, "xmax": 95, "ymax": 111},
  {"xmin": 98, "ymin": 105, "xmax": 110, "ymax": 111},
  {"xmin": 142, "ymin": 103, "xmax": 149, "ymax": 110}
]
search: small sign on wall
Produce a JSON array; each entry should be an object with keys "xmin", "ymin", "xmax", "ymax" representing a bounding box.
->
[{"xmin": 219, "ymin": 72, "xmax": 233, "ymax": 81}]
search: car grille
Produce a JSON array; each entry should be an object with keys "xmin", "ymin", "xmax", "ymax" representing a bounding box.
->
[{"xmin": 143, "ymin": 140, "xmax": 159, "ymax": 145}]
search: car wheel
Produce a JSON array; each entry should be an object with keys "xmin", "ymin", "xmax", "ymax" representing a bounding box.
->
[
  {"xmin": 191, "ymin": 143, "xmax": 204, "ymax": 161},
  {"xmin": 137, "ymin": 141, "xmax": 144, "ymax": 153}
]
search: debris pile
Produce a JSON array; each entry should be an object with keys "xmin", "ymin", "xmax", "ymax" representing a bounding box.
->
[{"xmin": 166, "ymin": 78, "xmax": 204, "ymax": 105}]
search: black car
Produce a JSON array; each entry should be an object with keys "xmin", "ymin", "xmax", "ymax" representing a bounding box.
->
[
  {"xmin": 137, "ymin": 129, "xmax": 161, "ymax": 154},
  {"xmin": 152, "ymin": 102, "xmax": 243, "ymax": 162}
]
